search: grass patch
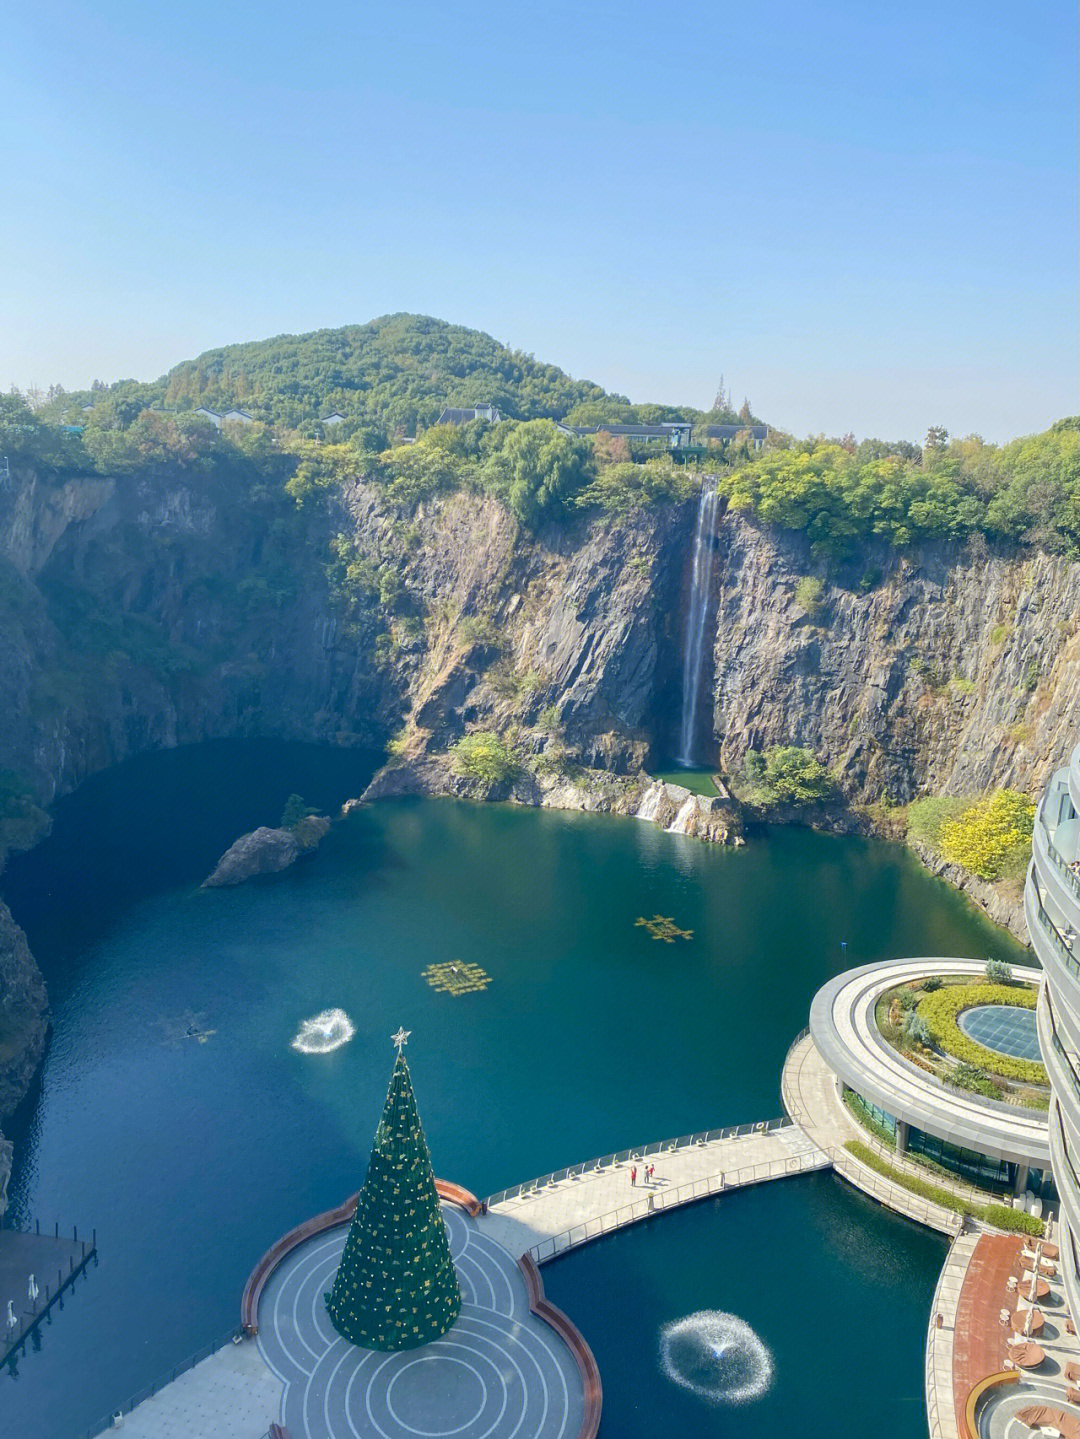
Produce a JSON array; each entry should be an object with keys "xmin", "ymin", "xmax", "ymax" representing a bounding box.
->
[{"xmin": 843, "ymin": 1141, "xmax": 1044, "ymax": 1234}]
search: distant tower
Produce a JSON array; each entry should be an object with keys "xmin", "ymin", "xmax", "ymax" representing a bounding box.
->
[{"xmin": 325, "ymin": 1028, "xmax": 462, "ymax": 1350}]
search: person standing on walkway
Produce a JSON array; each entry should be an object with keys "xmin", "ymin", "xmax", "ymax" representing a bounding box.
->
[
  {"xmin": 631, "ymin": 1165, "xmax": 637, "ymax": 1186},
  {"xmin": 649, "ymin": 1163, "xmax": 655, "ymax": 1183}
]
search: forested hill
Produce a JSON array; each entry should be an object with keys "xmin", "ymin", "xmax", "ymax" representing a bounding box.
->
[{"xmin": 49, "ymin": 315, "xmax": 624, "ymax": 438}]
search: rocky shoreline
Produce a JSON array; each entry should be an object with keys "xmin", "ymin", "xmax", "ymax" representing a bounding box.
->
[{"xmin": 358, "ymin": 756, "xmax": 744, "ymax": 846}]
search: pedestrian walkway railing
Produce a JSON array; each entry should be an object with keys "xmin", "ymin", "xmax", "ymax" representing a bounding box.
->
[
  {"xmin": 526, "ymin": 1146, "xmax": 830, "ymax": 1262},
  {"xmin": 839, "ymin": 1123, "xmax": 1015, "ymax": 1207},
  {"xmin": 485, "ymin": 1116, "xmax": 796, "ymax": 1207},
  {"xmin": 925, "ymin": 1230, "xmax": 970, "ymax": 1439},
  {"xmin": 86, "ymin": 1326, "xmax": 246, "ymax": 1438},
  {"xmin": 829, "ymin": 1145, "xmax": 964, "ymax": 1237}
]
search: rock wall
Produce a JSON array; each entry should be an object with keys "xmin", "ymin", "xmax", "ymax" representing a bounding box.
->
[
  {"xmin": 709, "ymin": 514, "xmax": 1080, "ymax": 805},
  {"xmin": 0, "ymin": 901, "xmax": 48, "ymax": 1217}
]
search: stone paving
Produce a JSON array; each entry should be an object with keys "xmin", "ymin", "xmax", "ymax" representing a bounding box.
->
[
  {"xmin": 109, "ymin": 1338, "xmax": 284, "ymax": 1438},
  {"xmin": 483, "ymin": 1121, "xmax": 828, "ymax": 1259},
  {"xmin": 784, "ymin": 1030, "xmax": 972, "ymax": 1232},
  {"xmin": 926, "ymin": 1230, "xmax": 979, "ymax": 1439},
  {"xmin": 257, "ymin": 1202, "xmax": 584, "ymax": 1439}
]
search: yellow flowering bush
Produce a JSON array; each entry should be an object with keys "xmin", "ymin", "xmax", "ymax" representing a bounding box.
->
[{"xmin": 938, "ymin": 789, "xmax": 1034, "ymax": 880}]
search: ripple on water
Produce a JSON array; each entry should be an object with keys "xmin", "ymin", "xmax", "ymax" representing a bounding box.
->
[
  {"xmin": 291, "ymin": 1008, "xmax": 355, "ymax": 1053},
  {"xmin": 659, "ymin": 1311, "xmax": 773, "ymax": 1405}
]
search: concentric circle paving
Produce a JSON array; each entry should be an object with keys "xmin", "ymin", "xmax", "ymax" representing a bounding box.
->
[{"xmin": 257, "ymin": 1202, "xmax": 586, "ymax": 1439}]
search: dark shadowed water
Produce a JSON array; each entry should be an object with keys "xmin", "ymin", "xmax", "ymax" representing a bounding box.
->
[{"xmin": 0, "ymin": 742, "xmax": 1025, "ymax": 1437}]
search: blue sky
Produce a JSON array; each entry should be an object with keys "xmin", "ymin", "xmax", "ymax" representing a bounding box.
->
[{"xmin": 2, "ymin": 0, "xmax": 1076, "ymax": 442}]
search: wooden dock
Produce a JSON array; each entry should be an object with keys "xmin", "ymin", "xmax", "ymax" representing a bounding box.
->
[{"xmin": 0, "ymin": 1221, "xmax": 96, "ymax": 1365}]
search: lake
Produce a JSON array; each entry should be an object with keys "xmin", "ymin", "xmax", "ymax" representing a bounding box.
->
[{"xmin": 0, "ymin": 741, "xmax": 1025, "ymax": 1437}]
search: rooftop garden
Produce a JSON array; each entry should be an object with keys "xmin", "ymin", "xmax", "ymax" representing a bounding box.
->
[{"xmin": 874, "ymin": 962, "xmax": 1048, "ymax": 1108}]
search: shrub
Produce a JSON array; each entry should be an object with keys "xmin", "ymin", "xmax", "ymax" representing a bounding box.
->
[
  {"xmin": 843, "ymin": 1141, "xmax": 1045, "ymax": 1234},
  {"xmin": 457, "ymin": 614, "xmax": 502, "ymax": 649},
  {"xmin": 794, "ymin": 576, "xmax": 826, "ymax": 617},
  {"xmin": 916, "ymin": 982, "xmax": 1045, "ymax": 1083},
  {"xmin": 904, "ymin": 795, "xmax": 967, "ymax": 848},
  {"xmin": 897, "ymin": 987, "xmax": 918, "ymax": 1011},
  {"xmin": 986, "ymin": 958, "xmax": 1013, "ymax": 984},
  {"xmin": 903, "ymin": 1012, "xmax": 931, "ymax": 1045},
  {"xmin": 758, "ymin": 746, "xmax": 836, "ymax": 806},
  {"xmin": 938, "ymin": 789, "xmax": 1035, "ymax": 880},
  {"xmin": 450, "ymin": 732, "xmax": 519, "ymax": 784},
  {"xmin": 922, "ymin": 976, "xmax": 943, "ymax": 992},
  {"xmin": 983, "ymin": 1204, "xmax": 1047, "ymax": 1235}
]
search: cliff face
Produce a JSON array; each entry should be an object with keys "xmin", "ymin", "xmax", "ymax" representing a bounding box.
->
[
  {"xmin": 6, "ymin": 463, "xmax": 1080, "ymax": 1132},
  {"xmin": 708, "ymin": 516, "xmax": 1080, "ymax": 804},
  {"xmin": 0, "ymin": 900, "xmax": 49, "ymax": 1216}
]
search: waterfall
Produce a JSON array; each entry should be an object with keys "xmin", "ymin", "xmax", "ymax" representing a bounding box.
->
[{"xmin": 677, "ymin": 479, "xmax": 720, "ymax": 765}]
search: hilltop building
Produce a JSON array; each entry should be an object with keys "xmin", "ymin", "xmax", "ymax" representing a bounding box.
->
[
  {"xmin": 435, "ymin": 402, "xmax": 502, "ymax": 425},
  {"xmin": 321, "ymin": 412, "xmax": 347, "ymax": 427},
  {"xmin": 1028, "ymin": 746, "xmax": 1080, "ymax": 1318},
  {"xmin": 194, "ymin": 407, "xmax": 254, "ymax": 428},
  {"xmin": 704, "ymin": 423, "xmax": 768, "ymax": 450},
  {"xmin": 556, "ymin": 420, "xmax": 693, "ymax": 449}
]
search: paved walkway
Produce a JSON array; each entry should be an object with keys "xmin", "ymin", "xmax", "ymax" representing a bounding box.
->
[
  {"xmin": 782, "ymin": 1032, "xmax": 964, "ymax": 1234},
  {"xmin": 258, "ymin": 1203, "xmax": 584, "ymax": 1439},
  {"xmin": 104, "ymin": 1339, "xmax": 283, "ymax": 1439},
  {"xmin": 926, "ymin": 1230, "xmax": 979, "ymax": 1439},
  {"xmin": 483, "ymin": 1121, "xmax": 829, "ymax": 1261}
]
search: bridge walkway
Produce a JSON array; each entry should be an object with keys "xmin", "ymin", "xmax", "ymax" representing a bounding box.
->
[{"xmin": 482, "ymin": 1118, "xmax": 830, "ymax": 1262}]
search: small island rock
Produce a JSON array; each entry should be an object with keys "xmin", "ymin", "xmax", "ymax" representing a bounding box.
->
[{"xmin": 202, "ymin": 815, "xmax": 331, "ymax": 888}]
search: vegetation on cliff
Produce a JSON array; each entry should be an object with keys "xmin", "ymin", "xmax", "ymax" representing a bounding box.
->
[{"xmin": 905, "ymin": 790, "xmax": 1034, "ymax": 882}]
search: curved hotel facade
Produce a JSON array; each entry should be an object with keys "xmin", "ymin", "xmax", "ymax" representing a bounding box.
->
[{"xmin": 1029, "ymin": 742, "xmax": 1080, "ymax": 1321}]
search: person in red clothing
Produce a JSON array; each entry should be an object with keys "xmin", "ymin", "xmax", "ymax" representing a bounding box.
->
[{"xmin": 631, "ymin": 1165, "xmax": 637, "ymax": 1186}]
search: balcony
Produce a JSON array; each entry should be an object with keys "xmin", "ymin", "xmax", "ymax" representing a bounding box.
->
[
  {"xmin": 1027, "ymin": 864, "xmax": 1080, "ymax": 992},
  {"xmin": 1070, "ymin": 742, "xmax": 1080, "ymax": 817}
]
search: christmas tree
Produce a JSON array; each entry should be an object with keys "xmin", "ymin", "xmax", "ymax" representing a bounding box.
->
[{"xmin": 325, "ymin": 1028, "xmax": 462, "ymax": 1350}]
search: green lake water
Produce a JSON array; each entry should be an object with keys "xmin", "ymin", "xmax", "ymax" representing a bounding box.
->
[{"xmin": 0, "ymin": 741, "xmax": 1026, "ymax": 1437}]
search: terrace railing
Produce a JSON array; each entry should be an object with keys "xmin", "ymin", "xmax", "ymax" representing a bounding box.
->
[{"xmin": 485, "ymin": 1116, "xmax": 796, "ymax": 1208}]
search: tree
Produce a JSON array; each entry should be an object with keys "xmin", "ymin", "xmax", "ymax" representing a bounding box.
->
[
  {"xmin": 711, "ymin": 376, "xmax": 730, "ymax": 413},
  {"xmin": 481, "ymin": 420, "xmax": 592, "ymax": 526},
  {"xmin": 738, "ymin": 398, "xmax": 752, "ymax": 423},
  {"xmin": 925, "ymin": 426, "xmax": 949, "ymax": 452},
  {"xmin": 761, "ymin": 746, "xmax": 836, "ymax": 805},
  {"xmin": 280, "ymin": 793, "xmax": 315, "ymax": 829},
  {"xmin": 325, "ymin": 1043, "xmax": 461, "ymax": 1350},
  {"xmin": 451, "ymin": 732, "xmax": 519, "ymax": 783}
]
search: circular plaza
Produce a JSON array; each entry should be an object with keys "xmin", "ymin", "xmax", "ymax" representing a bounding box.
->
[
  {"xmin": 809, "ymin": 957, "xmax": 1052, "ymax": 1196},
  {"xmin": 252, "ymin": 1195, "xmax": 592, "ymax": 1439}
]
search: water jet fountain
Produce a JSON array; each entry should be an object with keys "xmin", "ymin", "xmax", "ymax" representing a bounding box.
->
[
  {"xmin": 659, "ymin": 1310, "xmax": 773, "ymax": 1405},
  {"xmin": 291, "ymin": 1008, "xmax": 355, "ymax": 1054}
]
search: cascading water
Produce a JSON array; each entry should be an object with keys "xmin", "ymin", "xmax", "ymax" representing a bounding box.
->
[{"xmin": 676, "ymin": 478, "xmax": 720, "ymax": 765}]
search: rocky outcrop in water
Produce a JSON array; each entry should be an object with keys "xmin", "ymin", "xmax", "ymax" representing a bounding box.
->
[{"xmin": 202, "ymin": 815, "xmax": 331, "ymax": 887}]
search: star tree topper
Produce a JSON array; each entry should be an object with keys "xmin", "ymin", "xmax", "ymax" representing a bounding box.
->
[{"xmin": 391, "ymin": 1026, "xmax": 411, "ymax": 1052}]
